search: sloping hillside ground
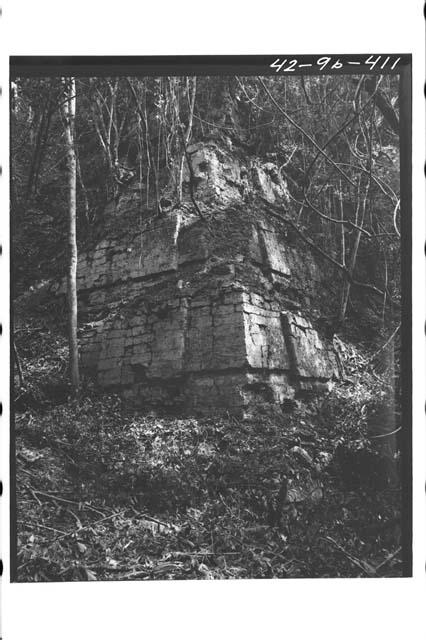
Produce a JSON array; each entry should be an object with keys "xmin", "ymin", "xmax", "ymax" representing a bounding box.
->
[{"xmin": 14, "ymin": 306, "xmax": 402, "ymax": 580}]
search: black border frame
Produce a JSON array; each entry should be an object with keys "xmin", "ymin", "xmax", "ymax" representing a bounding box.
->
[{"xmin": 9, "ymin": 55, "xmax": 412, "ymax": 581}]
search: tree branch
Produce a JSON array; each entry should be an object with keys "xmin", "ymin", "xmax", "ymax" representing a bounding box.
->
[
  {"xmin": 259, "ymin": 197, "xmax": 399, "ymax": 307},
  {"xmin": 288, "ymin": 192, "xmax": 372, "ymax": 237},
  {"xmin": 257, "ymin": 77, "xmax": 356, "ymax": 188},
  {"xmin": 303, "ymin": 76, "xmax": 384, "ymax": 185}
]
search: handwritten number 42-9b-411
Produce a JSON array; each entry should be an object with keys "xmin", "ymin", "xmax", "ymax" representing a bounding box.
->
[{"xmin": 270, "ymin": 56, "xmax": 401, "ymax": 73}]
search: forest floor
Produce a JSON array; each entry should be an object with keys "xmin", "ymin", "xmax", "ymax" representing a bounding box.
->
[{"xmin": 13, "ymin": 321, "xmax": 404, "ymax": 581}]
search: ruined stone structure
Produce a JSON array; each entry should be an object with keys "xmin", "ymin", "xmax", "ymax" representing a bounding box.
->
[{"xmin": 52, "ymin": 141, "xmax": 340, "ymax": 415}]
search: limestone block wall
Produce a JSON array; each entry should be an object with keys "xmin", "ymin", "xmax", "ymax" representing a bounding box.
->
[
  {"xmin": 60, "ymin": 177, "xmax": 340, "ymax": 414},
  {"xmin": 57, "ymin": 212, "xmax": 183, "ymax": 295},
  {"xmin": 80, "ymin": 290, "xmax": 247, "ymax": 390},
  {"xmin": 78, "ymin": 283, "xmax": 338, "ymax": 414},
  {"xmin": 243, "ymin": 293, "xmax": 290, "ymax": 370}
]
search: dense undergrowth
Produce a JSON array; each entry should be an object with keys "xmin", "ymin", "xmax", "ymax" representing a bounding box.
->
[{"xmin": 13, "ymin": 322, "xmax": 403, "ymax": 581}]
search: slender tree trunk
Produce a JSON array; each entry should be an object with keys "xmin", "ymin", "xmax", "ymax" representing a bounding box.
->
[
  {"xmin": 126, "ymin": 79, "xmax": 161, "ymax": 212},
  {"xmin": 178, "ymin": 77, "xmax": 197, "ymax": 202},
  {"xmin": 62, "ymin": 77, "xmax": 80, "ymax": 396},
  {"xmin": 338, "ymin": 181, "xmax": 368, "ymax": 324},
  {"xmin": 25, "ymin": 107, "xmax": 48, "ymax": 199},
  {"xmin": 75, "ymin": 146, "xmax": 90, "ymax": 224},
  {"xmin": 338, "ymin": 183, "xmax": 348, "ymax": 321},
  {"xmin": 338, "ymin": 227, "xmax": 362, "ymax": 324}
]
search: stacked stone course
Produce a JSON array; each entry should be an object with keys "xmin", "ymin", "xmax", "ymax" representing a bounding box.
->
[{"xmin": 52, "ymin": 143, "xmax": 339, "ymax": 415}]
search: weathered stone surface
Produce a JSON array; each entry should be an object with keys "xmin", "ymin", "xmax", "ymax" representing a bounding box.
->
[
  {"xmin": 77, "ymin": 286, "xmax": 337, "ymax": 413},
  {"xmin": 251, "ymin": 162, "xmax": 289, "ymax": 203},
  {"xmin": 242, "ymin": 371, "xmax": 294, "ymax": 409},
  {"xmin": 59, "ymin": 212, "xmax": 183, "ymax": 295},
  {"xmin": 138, "ymin": 213, "xmax": 182, "ymax": 276},
  {"xmin": 184, "ymin": 143, "xmax": 244, "ymax": 202},
  {"xmin": 187, "ymin": 372, "xmax": 247, "ymax": 412},
  {"xmin": 181, "ymin": 142, "xmax": 289, "ymax": 206},
  {"xmin": 49, "ymin": 141, "xmax": 341, "ymax": 414},
  {"xmin": 243, "ymin": 303, "xmax": 290, "ymax": 370},
  {"xmin": 177, "ymin": 222, "xmax": 209, "ymax": 265},
  {"xmin": 248, "ymin": 224, "xmax": 264, "ymax": 265},
  {"xmin": 282, "ymin": 312, "xmax": 338, "ymax": 380},
  {"xmin": 259, "ymin": 227, "xmax": 291, "ymax": 276}
]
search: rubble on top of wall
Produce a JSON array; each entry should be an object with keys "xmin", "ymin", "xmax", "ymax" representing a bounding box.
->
[{"xmin": 183, "ymin": 142, "xmax": 290, "ymax": 205}]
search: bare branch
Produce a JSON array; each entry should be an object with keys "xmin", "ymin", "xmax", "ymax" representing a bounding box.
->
[
  {"xmin": 288, "ymin": 192, "xmax": 372, "ymax": 237},
  {"xmin": 257, "ymin": 77, "xmax": 356, "ymax": 188},
  {"xmin": 259, "ymin": 197, "xmax": 399, "ymax": 308}
]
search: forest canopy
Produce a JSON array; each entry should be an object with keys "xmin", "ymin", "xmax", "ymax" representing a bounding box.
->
[{"xmin": 11, "ymin": 73, "xmax": 401, "ymax": 328}]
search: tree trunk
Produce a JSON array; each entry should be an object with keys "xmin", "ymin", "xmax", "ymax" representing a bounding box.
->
[
  {"xmin": 75, "ymin": 145, "xmax": 90, "ymax": 224},
  {"xmin": 61, "ymin": 78, "xmax": 80, "ymax": 396},
  {"xmin": 178, "ymin": 77, "xmax": 197, "ymax": 202},
  {"xmin": 338, "ymin": 226, "xmax": 362, "ymax": 324},
  {"xmin": 25, "ymin": 106, "xmax": 48, "ymax": 199}
]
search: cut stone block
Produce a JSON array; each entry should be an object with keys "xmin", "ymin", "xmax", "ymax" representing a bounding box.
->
[
  {"xmin": 138, "ymin": 212, "xmax": 182, "ymax": 276},
  {"xmin": 259, "ymin": 227, "xmax": 291, "ymax": 275},
  {"xmin": 281, "ymin": 312, "xmax": 338, "ymax": 380}
]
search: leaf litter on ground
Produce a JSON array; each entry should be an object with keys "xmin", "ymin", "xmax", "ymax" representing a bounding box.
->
[{"xmin": 15, "ymin": 391, "xmax": 402, "ymax": 581}]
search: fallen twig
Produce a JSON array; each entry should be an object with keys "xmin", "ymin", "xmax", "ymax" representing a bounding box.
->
[
  {"xmin": 23, "ymin": 483, "xmax": 42, "ymax": 505},
  {"xmin": 33, "ymin": 489, "xmax": 107, "ymax": 517},
  {"xmin": 66, "ymin": 508, "xmax": 83, "ymax": 529},
  {"xmin": 375, "ymin": 546, "xmax": 402, "ymax": 572},
  {"xmin": 130, "ymin": 507, "xmax": 172, "ymax": 530},
  {"xmin": 320, "ymin": 536, "xmax": 376, "ymax": 577},
  {"xmin": 167, "ymin": 551, "xmax": 240, "ymax": 557},
  {"xmin": 119, "ymin": 569, "xmax": 150, "ymax": 579},
  {"xmin": 52, "ymin": 509, "xmax": 127, "ymax": 543},
  {"xmin": 13, "ymin": 340, "xmax": 25, "ymax": 387},
  {"xmin": 23, "ymin": 521, "xmax": 67, "ymax": 536}
]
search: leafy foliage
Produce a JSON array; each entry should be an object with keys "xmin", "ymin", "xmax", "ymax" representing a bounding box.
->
[
  {"xmin": 15, "ymin": 400, "xmax": 402, "ymax": 580},
  {"xmin": 15, "ymin": 333, "xmax": 402, "ymax": 581}
]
